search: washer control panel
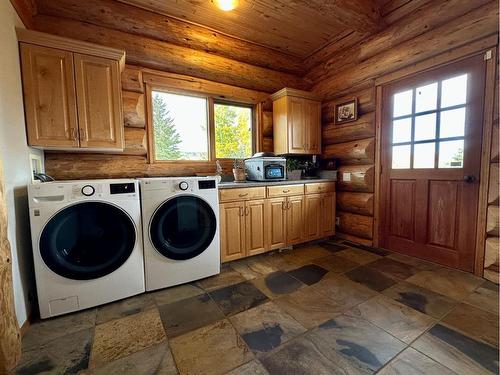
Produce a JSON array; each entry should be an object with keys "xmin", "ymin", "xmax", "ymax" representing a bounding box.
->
[{"xmin": 81, "ymin": 185, "xmax": 95, "ymax": 196}]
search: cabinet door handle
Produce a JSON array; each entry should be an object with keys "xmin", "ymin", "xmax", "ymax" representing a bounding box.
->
[
  {"xmin": 239, "ymin": 207, "xmax": 243, "ymax": 216},
  {"xmin": 79, "ymin": 128, "xmax": 86, "ymax": 140},
  {"xmin": 245, "ymin": 207, "xmax": 249, "ymax": 216},
  {"xmin": 71, "ymin": 128, "xmax": 78, "ymax": 140},
  {"xmin": 287, "ymin": 201, "xmax": 291, "ymax": 210},
  {"xmin": 239, "ymin": 193, "xmax": 248, "ymax": 197},
  {"xmin": 281, "ymin": 201, "xmax": 286, "ymax": 210}
]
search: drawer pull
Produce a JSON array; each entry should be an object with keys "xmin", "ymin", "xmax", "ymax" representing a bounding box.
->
[
  {"xmin": 283, "ymin": 189, "xmax": 290, "ymax": 193},
  {"xmin": 239, "ymin": 193, "xmax": 248, "ymax": 197}
]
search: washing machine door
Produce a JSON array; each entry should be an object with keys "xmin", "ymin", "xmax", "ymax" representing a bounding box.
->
[
  {"xmin": 150, "ymin": 195, "xmax": 217, "ymax": 260},
  {"xmin": 39, "ymin": 202, "xmax": 136, "ymax": 280}
]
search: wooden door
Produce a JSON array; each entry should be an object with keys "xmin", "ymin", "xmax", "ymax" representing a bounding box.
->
[
  {"xmin": 74, "ymin": 54, "xmax": 123, "ymax": 149},
  {"xmin": 304, "ymin": 194, "xmax": 322, "ymax": 240},
  {"xmin": 305, "ymin": 99, "xmax": 321, "ymax": 154},
  {"xmin": 266, "ymin": 197, "xmax": 286, "ymax": 250},
  {"xmin": 286, "ymin": 195, "xmax": 305, "ymax": 245},
  {"xmin": 321, "ymin": 192, "xmax": 336, "ymax": 237},
  {"xmin": 20, "ymin": 44, "xmax": 79, "ymax": 148},
  {"xmin": 245, "ymin": 199, "xmax": 268, "ymax": 256},
  {"xmin": 380, "ymin": 55, "xmax": 486, "ymax": 271},
  {"xmin": 288, "ymin": 97, "xmax": 306, "ymax": 153},
  {"xmin": 220, "ymin": 202, "xmax": 246, "ymax": 262}
]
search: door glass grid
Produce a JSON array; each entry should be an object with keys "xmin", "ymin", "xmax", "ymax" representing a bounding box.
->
[{"xmin": 391, "ymin": 74, "xmax": 467, "ymax": 169}]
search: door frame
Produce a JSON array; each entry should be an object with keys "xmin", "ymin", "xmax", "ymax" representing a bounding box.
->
[{"xmin": 373, "ymin": 42, "xmax": 497, "ymax": 277}]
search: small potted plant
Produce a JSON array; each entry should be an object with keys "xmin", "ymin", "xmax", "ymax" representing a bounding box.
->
[
  {"xmin": 233, "ymin": 159, "xmax": 246, "ymax": 182},
  {"xmin": 287, "ymin": 158, "xmax": 303, "ymax": 180}
]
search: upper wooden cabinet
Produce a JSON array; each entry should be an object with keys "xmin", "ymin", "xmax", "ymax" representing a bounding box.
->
[
  {"xmin": 17, "ymin": 29, "xmax": 126, "ymax": 151},
  {"xmin": 271, "ymin": 88, "xmax": 322, "ymax": 155}
]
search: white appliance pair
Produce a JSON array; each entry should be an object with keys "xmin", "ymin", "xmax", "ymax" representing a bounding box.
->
[{"xmin": 28, "ymin": 177, "xmax": 220, "ymax": 318}]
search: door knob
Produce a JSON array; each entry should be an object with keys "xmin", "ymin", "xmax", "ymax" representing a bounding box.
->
[{"xmin": 464, "ymin": 175, "xmax": 476, "ymax": 183}]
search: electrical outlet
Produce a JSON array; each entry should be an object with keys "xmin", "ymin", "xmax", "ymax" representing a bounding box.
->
[
  {"xmin": 342, "ymin": 172, "xmax": 351, "ymax": 182},
  {"xmin": 335, "ymin": 217, "xmax": 340, "ymax": 226}
]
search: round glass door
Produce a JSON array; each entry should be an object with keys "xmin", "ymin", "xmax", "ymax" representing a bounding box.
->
[
  {"xmin": 150, "ymin": 196, "xmax": 217, "ymax": 260},
  {"xmin": 40, "ymin": 202, "xmax": 136, "ymax": 280}
]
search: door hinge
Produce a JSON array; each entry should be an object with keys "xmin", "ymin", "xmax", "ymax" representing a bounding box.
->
[{"xmin": 484, "ymin": 50, "xmax": 492, "ymax": 60}]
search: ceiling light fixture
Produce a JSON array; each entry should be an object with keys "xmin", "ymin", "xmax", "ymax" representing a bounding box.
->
[{"xmin": 213, "ymin": 0, "xmax": 239, "ymax": 11}]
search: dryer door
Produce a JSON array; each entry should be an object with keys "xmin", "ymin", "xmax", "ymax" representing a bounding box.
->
[
  {"xmin": 150, "ymin": 195, "xmax": 217, "ymax": 260},
  {"xmin": 39, "ymin": 202, "xmax": 136, "ymax": 280}
]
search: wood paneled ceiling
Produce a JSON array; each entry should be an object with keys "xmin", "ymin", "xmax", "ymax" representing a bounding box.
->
[{"xmin": 116, "ymin": 0, "xmax": 385, "ymax": 58}]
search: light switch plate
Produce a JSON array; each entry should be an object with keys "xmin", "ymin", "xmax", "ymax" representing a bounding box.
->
[{"xmin": 342, "ymin": 172, "xmax": 351, "ymax": 181}]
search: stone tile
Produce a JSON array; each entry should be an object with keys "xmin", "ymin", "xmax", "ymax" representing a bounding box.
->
[
  {"xmin": 158, "ymin": 293, "xmax": 224, "ymax": 338},
  {"xmin": 251, "ymin": 271, "xmax": 305, "ymax": 299},
  {"xmin": 342, "ymin": 241, "xmax": 392, "ymax": 256},
  {"xmin": 260, "ymin": 336, "xmax": 344, "ymax": 375},
  {"xmin": 378, "ymin": 347, "xmax": 456, "ymax": 375},
  {"xmin": 336, "ymin": 248, "xmax": 382, "ymax": 265},
  {"xmin": 91, "ymin": 308, "xmax": 166, "ymax": 368},
  {"xmin": 282, "ymin": 245, "xmax": 332, "ymax": 265},
  {"xmin": 441, "ymin": 303, "xmax": 499, "ymax": 347},
  {"xmin": 383, "ymin": 281, "xmax": 457, "ymax": 319},
  {"xmin": 209, "ymin": 281, "xmax": 268, "ymax": 316},
  {"xmin": 387, "ymin": 253, "xmax": 441, "ymax": 271},
  {"xmin": 15, "ymin": 328, "xmax": 92, "ymax": 375},
  {"xmin": 169, "ymin": 320, "xmax": 253, "ymax": 375},
  {"xmin": 230, "ymin": 256, "xmax": 278, "ymax": 280},
  {"xmin": 345, "ymin": 266, "xmax": 399, "ymax": 292},
  {"xmin": 21, "ymin": 309, "xmax": 96, "ymax": 350},
  {"xmin": 406, "ymin": 268, "xmax": 484, "ymax": 300},
  {"xmin": 151, "ymin": 283, "xmax": 205, "ymax": 306},
  {"xmin": 312, "ymin": 254, "xmax": 359, "ymax": 273},
  {"xmin": 287, "ymin": 264, "xmax": 329, "ymax": 285},
  {"xmin": 96, "ymin": 294, "xmax": 155, "ymax": 324},
  {"xmin": 412, "ymin": 324, "xmax": 499, "ymax": 375},
  {"xmin": 197, "ymin": 267, "xmax": 246, "ymax": 292},
  {"xmin": 307, "ymin": 315, "xmax": 406, "ymax": 373},
  {"xmin": 463, "ymin": 281, "xmax": 499, "ymax": 315},
  {"xmin": 310, "ymin": 275, "xmax": 377, "ymax": 312},
  {"xmin": 89, "ymin": 343, "xmax": 178, "ymax": 375},
  {"xmin": 261, "ymin": 252, "xmax": 297, "ymax": 272},
  {"xmin": 319, "ymin": 242, "xmax": 350, "ymax": 253},
  {"xmin": 274, "ymin": 288, "xmax": 342, "ymax": 329},
  {"xmin": 230, "ymin": 301, "xmax": 307, "ymax": 355},
  {"xmin": 226, "ymin": 360, "xmax": 269, "ymax": 375},
  {"xmin": 346, "ymin": 295, "xmax": 436, "ymax": 344},
  {"xmin": 367, "ymin": 258, "xmax": 419, "ymax": 280}
]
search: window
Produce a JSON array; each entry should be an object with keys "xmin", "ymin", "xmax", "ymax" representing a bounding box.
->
[
  {"xmin": 150, "ymin": 89, "xmax": 254, "ymax": 162},
  {"xmin": 214, "ymin": 102, "xmax": 253, "ymax": 159},
  {"xmin": 391, "ymin": 74, "xmax": 467, "ymax": 169}
]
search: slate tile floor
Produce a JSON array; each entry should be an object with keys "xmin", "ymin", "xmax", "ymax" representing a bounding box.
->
[{"xmin": 13, "ymin": 239, "xmax": 500, "ymax": 375}]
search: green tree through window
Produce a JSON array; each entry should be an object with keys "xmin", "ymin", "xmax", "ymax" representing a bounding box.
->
[
  {"xmin": 215, "ymin": 103, "xmax": 252, "ymax": 158},
  {"xmin": 152, "ymin": 93, "xmax": 182, "ymax": 160}
]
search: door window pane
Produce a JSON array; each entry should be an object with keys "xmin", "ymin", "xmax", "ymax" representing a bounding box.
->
[
  {"xmin": 393, "ymin": 89, "xmax": 413, "ymax": 117},
  {"xmin": 392, "ymin": 145, "xmax": 411, "ymax": 169},
  {"xmin": 440, "ymin": 107, "xmax": 466, "ymax": 139},
  {"xmin": 439, "ymin": 140, "xmax": 464, "ymax": 168},
  {"xmin": 393, "ymin": 118, "xmax": 412, "ymax": 143},
  {"xmin": 441, "ymin": 74, "xmax": 467, "ymax": 108},
  {"xmin": 414, "ymin": 113, "xmax": 436, "ymax": 141},
  {"xmin": 414, "ymin": 142, "xmax": 435, "ymax": 168},
  {"xmin": 214, "ymin": 103, "xmax": 253, "ymax": 158},
  {"xmin": 152, "ymin": 91, "xmax": 208, "ymax": 160},
  {"xmin": 415, "ymin": 82, "xmax": 437, "ymax": 113}
]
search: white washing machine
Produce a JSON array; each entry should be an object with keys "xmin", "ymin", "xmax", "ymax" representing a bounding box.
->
[
  {"xmin": 139, "ymin": 176, "xmax": 220, "ymax": 291},
  {"xmin": 28, "ymin": 179, "xmax": 145, "ymax": 318}
]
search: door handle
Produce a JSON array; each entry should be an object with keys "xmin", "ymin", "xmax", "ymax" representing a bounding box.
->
[
  {"xmin": 281, "ymin": 201, "xmax": 286, "ymax": 210},
  {"xmin": 239, "ymin": 207, "xmax": 243, "ymax": 216},
  {"xmin": 464, "ymin": 175, "xmax": 476, "ymax": 183}
]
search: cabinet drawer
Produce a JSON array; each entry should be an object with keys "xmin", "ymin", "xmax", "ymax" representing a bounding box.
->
[
  {"xmin": 267, "ymin": 184, "xmax": 304, "ymax": 197},
  {"xmin": 219, "ymin": 187, "xmax": 266, "ymax": 202},
  {"xmin": 305, "ymin": 182, "xmax": 335, "ymax": 195}
]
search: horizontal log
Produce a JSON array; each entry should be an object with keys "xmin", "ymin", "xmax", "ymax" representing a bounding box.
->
[
  {"xmin": 122, "ymin": 65, "xmax": 144, "ymax": 93},
  {"xmin": 323, "ymin": 112, "xmax": 375, "ymax": 145},
  {"xmin": 36, "ymin": 0, "xmax": 304, "ymax": 75},
  {"xmin": 336, "ymin": 165, "xmax": 375, "ymax": 193},
  {"xmin": 262, "ymin": 138, "xmax": 274, "ymax": 153},
  {"xmin": 486, "ymin": 205, "xmax": 499, "ymax": 236},
  {"xmin": 334, "ymin": 232, "xmax": 373, "ymax": 247},
  {"xmin": 262, "ymin": 111, "xmax": 273, "ymax": 137},
  {"xmin": 489, "ymin": 163, "xmax": 499, "ymax": 205},
  {"xmin": 313, "ymin": 2, "xmax": 499, "ymax": 95},
  {"xmin": 337, "ymin": 211, "xmax": 373, "ymax": 240},
  {"xmin": 492, "ymin": 122, "xmax": 499, "ymax": 162},
  {"xmin": 322, "ymin": 87, "xmax": 375, "ymax": 123},
  {"xmin": 307, "ymin": 0, "xmax": 491, "ymax": 85},
  {"xmin": 323, "ymin": 138, "xmax": 375, "ymax": 165},
  {"xmin": 123, "ymin": 127, "xmax": 147, "ymax": 156},
  {"xmin": 33, "ymin": 15, "xmax": 308, "ymax": 93},
  {"xmin": 484, "ymin": 236, "xmax": 499, "ymax": 268},
  {"xmin": 382, "ymin": 0, "xmax": 432, "ymax": 24},
  {"xmin": 122, "ymin": 91, "xmax": 145, "ymax": 128},
  {"xmin": 337, "ymin": 192, "xmax": 374, "ymax": 216}
]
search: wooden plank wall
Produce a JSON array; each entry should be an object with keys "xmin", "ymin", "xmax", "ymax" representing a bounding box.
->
[{"xmin": 310, "ymin": 0, "xmax": 499, "ymax": 249}]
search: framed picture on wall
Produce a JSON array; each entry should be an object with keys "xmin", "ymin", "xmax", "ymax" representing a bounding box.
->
[{"xmin": 334, "ymin": 98, "xmax": 358, "ymax": 124}]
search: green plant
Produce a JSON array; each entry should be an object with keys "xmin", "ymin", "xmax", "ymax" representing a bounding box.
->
[{"xmin": 287, "ymin": 158, "xmax": 303, "ymax": 171}]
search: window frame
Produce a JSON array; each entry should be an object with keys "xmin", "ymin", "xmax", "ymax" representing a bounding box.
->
[{"xmin": 145, "ymin": 84, "xmax": 256, "ymax": 164}]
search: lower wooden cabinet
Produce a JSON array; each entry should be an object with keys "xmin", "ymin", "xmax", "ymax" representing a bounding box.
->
[
  {"xmin": 266, "ymin": 197, "xmax": 287, "ymax": 250},
  {"xmin": 219, "ymin": 201, "xmax": 246, "ymax": 262},
  {"xmin": 286, "ymin": 195, "xmax": 305, "ymax": 245},
  {"xmin": 305, "ymin": 192, "xmax": 336, "ymax": 241},
  {"xmin": 245, "ymin": 199, "xmax": 267, "ymax": 257},
  {"xmin": 322, "ymin": 192, "xmax": 336, "ymax": 237}
]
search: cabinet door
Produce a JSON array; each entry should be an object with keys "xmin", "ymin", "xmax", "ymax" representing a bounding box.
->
[
  {"xmin": 304, "ymin": 194, "xmax": 322, "ymax": 241},
  {"xmin": 305, "ymin": 99, "xmax": 321, "ymax": 154},
  {"xmin": 220, "ymin": 202, "xmax": 246, "ymax": 262},
  {"xmin": 245, "ymin": 199, "xmax": 268, "ymax": 256},
  {"xmin": 288, "ymin": 97, "xmax": 307, "ymax": 153},
  {"xmin": 20, "ymin": 44, "xmax": 79, "ymax": 148},
  {"xmin": 322, "ymin": 192, "xmax": 336, "ymax": 237},
  {"xmin": 74, "ymin": 54, "xmax": 123, "ymax": 149},
  {"xmin": 286, "ymin": 195, "xmax": 305, "ymax": 245},
  {"xmin": 266, "ymin": 197, "xmax": 287, "ymax": 250}
]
